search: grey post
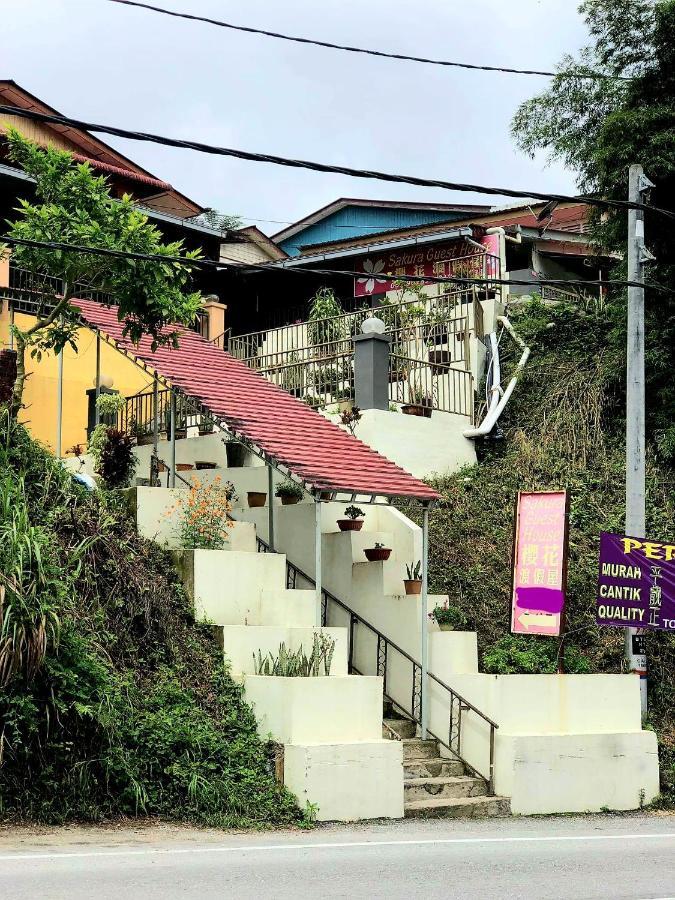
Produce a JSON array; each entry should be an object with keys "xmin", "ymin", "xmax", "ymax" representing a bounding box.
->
[
  {"xmin": 420, "ymin": 505, "xmax": 430, "ymax": 738},
  {"xmin": 169, "ymin": 392, "xmax": 176, "ymax": 489},
  {"xmin": 94, "ymin": 333, "xmax": 101, "ymax": 427},
  {"xmin": 354, "ymin": 321, "xmax": 390, "ymax": 410},
  {"xmin": 625, "ymin": 164, "xmax": 653, "ymax": 717},
  {"xmin": 56, "ymin": 345, "xmax": 64, "ymax": 458}
]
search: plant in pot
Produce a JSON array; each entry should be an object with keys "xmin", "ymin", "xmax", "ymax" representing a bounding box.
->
[
  {"xmin": 429, "ymin": 601, "xmax": 467, "ymax": 632},
  {"xmin": 403, "ymin": 560, "xmax": 423, "ymax": 595},
  {"xmin": 364, "ymin": 541, "xmax": 391, "ymax": 562},
  {"xmin": 337, "ymin": 505, "xmax": 364, "ymax": 532},
  {"xmin": 401, "ymin": 385, "xmax": 433, "ymax": 419},
  {"xmin": 275, "ymin": 479, "xmax": 304, "ymax": 505},
  {"xmin": 247, "ymin": 489, "xmax": 267, "ymax": 508}
]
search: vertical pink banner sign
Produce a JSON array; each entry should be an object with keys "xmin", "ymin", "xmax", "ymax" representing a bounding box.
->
[{"xmin": 511, "ymin": 491, "xmax": 569, "ymax": 636}]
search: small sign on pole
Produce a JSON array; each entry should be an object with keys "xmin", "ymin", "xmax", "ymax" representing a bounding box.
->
[
  {"xmin": 596, "ymin": 532, "xmax": 675, "ymax": 632},
  {"xmin": 511, "ymin": 490, "xmax": 569, "ymax": 637}
]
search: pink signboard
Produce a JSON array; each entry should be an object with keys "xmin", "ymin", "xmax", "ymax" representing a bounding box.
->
[
  {"xmin": 511, "ymin": 491, "xmax": 569, "ymax": 637},
  {"xmin": 353, "ymin": 237, "xmax": 498, "ymax": 298}
]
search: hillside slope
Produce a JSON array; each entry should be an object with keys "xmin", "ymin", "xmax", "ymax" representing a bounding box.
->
[
  {"xmin": 0, "ymin": 419, "xmax": 299, "ymax": 826},
  {"xmin": 403, "ymin": 299, "xmax": 675, "ymax": 800}
]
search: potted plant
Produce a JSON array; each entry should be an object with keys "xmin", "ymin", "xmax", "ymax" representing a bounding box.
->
[
  {"xmin": 275, "ymin": 479, "xmax": 304, "ymax": 505},
  {"xmin": 364, "ymin": 542, "xmax": 391, "ymax": 562},
  {"xmin": 401, "ymin": 386, "xmax": 433, "ymax": 419},
  {"xmin": 427, "ymin": 349, "xmax": 452, "ymax": 373},
  {"xmin": 337, "ymin": 505, "xmax": 365, "ymax": 532},
  {"xmin": 404, "ymin": 560, "xmax": 423, "ymax": 595},
  {"xmin": 429, "ymin": 601, "xmax": 467, "ymax": 632},
  {"xmin": 247, "ymin": 490, "xmax": 267, "ymax": 508}
]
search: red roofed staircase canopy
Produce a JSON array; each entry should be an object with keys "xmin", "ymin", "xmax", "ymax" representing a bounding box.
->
[{"xmin": 74, "ymin": 299, "xmax": 439, "ymax": 503}]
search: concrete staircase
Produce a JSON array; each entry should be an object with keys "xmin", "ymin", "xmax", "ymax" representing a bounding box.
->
[{"xmin": 383, "ymin": 706, "xmax": 510, "ymax": 819}]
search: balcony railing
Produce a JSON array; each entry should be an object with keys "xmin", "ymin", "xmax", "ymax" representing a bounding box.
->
[{"xmin": 388, "ymin": 355, "xmax": 474, "ymax": 419}]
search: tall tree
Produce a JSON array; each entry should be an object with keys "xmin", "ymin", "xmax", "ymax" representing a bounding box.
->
[
  {"xmin": 2, "ymin": 129, "xmax": 204, "ymax": 415},
  {"xmin": 512, "ymin": 0, "xmax": 675, "ymax": 455}
]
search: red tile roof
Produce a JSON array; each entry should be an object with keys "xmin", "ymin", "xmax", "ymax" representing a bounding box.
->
[
  {"xmin": 71, "ymin": 153, "xmax": 172, "ymax": 190},
  {"xmin": 74, "ymin": 299, "xmax": 440, "ymax": 502}
]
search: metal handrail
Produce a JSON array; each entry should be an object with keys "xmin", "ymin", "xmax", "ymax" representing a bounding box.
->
[{"xmin": 255, "ymin": 534, "xmax": 498, "ymax": 793}]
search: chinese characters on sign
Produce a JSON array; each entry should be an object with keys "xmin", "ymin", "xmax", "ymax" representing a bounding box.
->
[
  {"xmin": 353, "ymin": 238, "xmax": 499, "ymax": 298},
  {"xmin": 596, "ymin": 533, "xmax": 675, "ymax": 632},
  {"xmin": 511, "ymin": 491, "xmax": 568, "ymax": 637}
]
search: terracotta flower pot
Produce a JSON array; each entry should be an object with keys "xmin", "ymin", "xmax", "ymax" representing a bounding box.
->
[
  {"xmin": 156, "ymin": 461, "xmax": 168, "ymax": 473},
  {"xmin": 428, "ymin": 350, "xmax": 452, "ymax": 374},
  {"xmin": 136, "ymin": 433, "xmax": 155, "ymax": 446},
  {"xmin": 195, "ymin": 461, "xmax": 216, "ymax": 470},
  {"xmin": 337, "ymin": 519, "xmax": 363, "ymax": 531},
  {"xmin": 401, "ymin": 404, "xmax": 424, "ymax": 417},
  {"xmin": 280, "ymin": 495, "xmax": 301, "ymax": 505},
  {"xmin": 364, "ymin": 547, "xmax": 392, "ymax": 562},
  {"xmin": 404, "ymin": 579, "xmax": 423, "ymax": 595},
  {"xmin": 247, "ymin": 491, "xmax": 267, "ymax": 508},
  {"xmin": 176, "ymin": 463, "xmax": 194, "ymax": 472}
]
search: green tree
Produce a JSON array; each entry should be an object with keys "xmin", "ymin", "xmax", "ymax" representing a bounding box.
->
[
  {"xmin": 2, "ymin": 129, "xmax": 204, "ymax": 415},
  {"xmin": 511, "ymin": 0, "xmax": 675, "ymax": 454}
]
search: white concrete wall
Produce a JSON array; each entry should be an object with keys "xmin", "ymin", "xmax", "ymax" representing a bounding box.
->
[
  {"xmin": 215, "ymin": 625, "xmax": 348, "ymax": 676},
  {"xmin": 135, "ymin": 486, "xmax": 256, "ymax": 551},
  {"xmin": 500, "ymin": 731, "xmax": 660, "ymax": 814},
  {"xmin": 351, "ymin": 409, "xmax": 476, "ymax": 480},
  {"xmin": 285, "ymin": 741, "xmax": 404, "ymax": 821},
  {"xmin": 244, "ymin": 675, "xmax": 384, "ymax": 743},
  {"xmin": 177, "ymin": 548, "xmax": 288, "ymax": 625}
]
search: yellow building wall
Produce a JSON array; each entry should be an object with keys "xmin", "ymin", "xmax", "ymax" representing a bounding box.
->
[{"xmin": 0, "ymin": 305, "xmax": 151, "ymax": 453}]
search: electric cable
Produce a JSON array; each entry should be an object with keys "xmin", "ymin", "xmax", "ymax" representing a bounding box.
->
[
  {"xmin": 105, "ymin": 0, "xmax": 630, "ymax": 82},
  {"xmin": 1, "ymin": 106, "xmax": 671, "ymax": 221},
  {"xmin": 1, "ymin": 233, "xmax": 668, "ymax": 295}
]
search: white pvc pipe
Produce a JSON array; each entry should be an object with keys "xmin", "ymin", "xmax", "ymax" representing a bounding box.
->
[
  {"xmin": 464, "ymin": 316, "xmax": 530, "ymax": 439},
  {"xmin": 420, "ymin": 506, "xmax": 430, "ymax": 739}
]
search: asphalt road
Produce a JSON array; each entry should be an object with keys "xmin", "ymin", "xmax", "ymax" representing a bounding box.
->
[{"xmin": 1, "ymin": 814, "xmax": 674, "ymax": 900}]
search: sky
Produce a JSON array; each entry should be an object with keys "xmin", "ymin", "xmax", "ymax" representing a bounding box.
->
[{"xmin": 3, "ymin": 0, "xmax": 589, "ymax": 235}]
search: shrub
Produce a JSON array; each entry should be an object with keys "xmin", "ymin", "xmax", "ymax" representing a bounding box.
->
[
  {"xmin": 97, "ymin": 428, "xmax": 137, "ymax": 488},
  {"xmin": 169, "ymin": 477, "xmax": 234, "ymax": 549},
  {"xmin": 430, "ymin": 601, "xmax": 466, "ymax": 629},
  {"xmin": 275, "ymin": 480, "xmax": 303, "ymax": 500},
  {"xmin": 483, "ymin": 635, "xmax": 591, "ymax": 675}
]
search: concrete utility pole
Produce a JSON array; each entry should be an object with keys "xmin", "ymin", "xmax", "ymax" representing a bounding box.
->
[{"xmin": 625, "ymin": 164, "xmax": 654, "ymax": 717}]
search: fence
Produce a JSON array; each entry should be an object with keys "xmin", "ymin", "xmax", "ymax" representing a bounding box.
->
[
  {"xmin": 118, "ymin": 387, "xmax": 215, "ymax": 440},
  {"xmin": 388, "ymin": 355, "xmax": 473, "ymax": 418},
  {"xmin": 256, "ymin": 534, "xmax": 498, "ymax": 793}
]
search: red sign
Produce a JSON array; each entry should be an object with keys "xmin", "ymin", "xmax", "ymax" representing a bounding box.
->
[
  {"xmin": 353, "ymin": 239, "xmax": 496, "ymax": 298},
  {"xmin": 511, "ymin": 491, "xmax": 569, "ymax": 636}
]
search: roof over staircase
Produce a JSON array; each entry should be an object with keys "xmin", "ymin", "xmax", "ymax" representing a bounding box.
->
[{"xmin": 74, "ymin": 299, "xmax": 440, "ymax": 503}]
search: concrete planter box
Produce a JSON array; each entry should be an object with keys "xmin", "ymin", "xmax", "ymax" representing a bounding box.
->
[{"xmin": 244, "ymin": 674, "xmax": 384, "ymax": 743}]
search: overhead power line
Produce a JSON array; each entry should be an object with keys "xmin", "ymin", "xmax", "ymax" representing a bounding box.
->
[
  {"xmin": 1, "ymin": 234, "xmax": 667, "ymax": 295},
  {"xmin": 1, "ymin": 105, "xmax": 671, "ymax": 221},
  {"xmin": 106, "ymin": 0, "xmax": 629, "ymax": 82}
]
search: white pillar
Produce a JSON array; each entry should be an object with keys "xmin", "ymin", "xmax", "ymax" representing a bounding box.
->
[
  {"xmin": 268, "ymin": 464, "xmax": 275, "ymax": 550},
  {"xmin": 420, "ymin": 505, "xmax": 430, "ymax": 739},
  {"xmin": 315, "ymin": 498, "xmax": 322, "ymax": 627}
]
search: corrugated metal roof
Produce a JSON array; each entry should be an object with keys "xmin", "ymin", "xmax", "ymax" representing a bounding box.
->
[{"xmin": 74, "ymin": 299, "xmax": 439, "ymax": 502}]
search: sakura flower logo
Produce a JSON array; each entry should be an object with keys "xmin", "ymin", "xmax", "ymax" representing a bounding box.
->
[{"xmin": 356, "ymin": 258, "xmax": 386, "ymax": 294}]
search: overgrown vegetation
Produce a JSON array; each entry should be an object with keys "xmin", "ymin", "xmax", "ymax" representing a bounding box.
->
[
  {"xmin": 0, "ymin": 417, "xmax": 299, "ymax": 826},
  {"xmin": 401, "ymin": 300, "xmax": 675, "ymax": 802}
]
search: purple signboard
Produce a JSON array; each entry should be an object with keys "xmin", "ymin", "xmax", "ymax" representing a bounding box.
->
[{"xmin": 596, "ymin": 532, "xmax": 675, "ymax": 632}]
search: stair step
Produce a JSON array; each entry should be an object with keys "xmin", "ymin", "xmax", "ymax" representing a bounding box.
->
[
  {"xmin": 405, "ymin": 795, "xmax": 511, "ymax": 819},
  {"xmin": 383, "ymin": 718, "xmax": 416, "ymax": 739},
  {"xmin": 404, "ymin": 758, "xmax": 465, "ymax": 779},
  {"xmin": 402, "ymin": 739, "xmax": 438, "ymax": 761},
  {"xmin": 404, "ymin": 776, "xmax": 487, "ymax": 802}
]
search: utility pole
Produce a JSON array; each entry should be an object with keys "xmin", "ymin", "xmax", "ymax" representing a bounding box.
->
[{"xmin": 625, "ymin": 164, "xmax": 653, "ymax": 717}]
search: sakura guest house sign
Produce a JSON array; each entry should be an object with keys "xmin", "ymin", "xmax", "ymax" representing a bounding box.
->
[{"xmin": 511, "ymin": 491, "xmax": 569, "ymax": 637}]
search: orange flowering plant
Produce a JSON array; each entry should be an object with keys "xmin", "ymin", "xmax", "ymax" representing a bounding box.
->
[{"xmin": 167, "ymin": 476, "xmax": 236, "ymax": 550}]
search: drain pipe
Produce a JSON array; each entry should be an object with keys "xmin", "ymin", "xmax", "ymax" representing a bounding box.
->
[{"xmin": 463, "ymin": 316, "xmax": 530, "ymax": 439}]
